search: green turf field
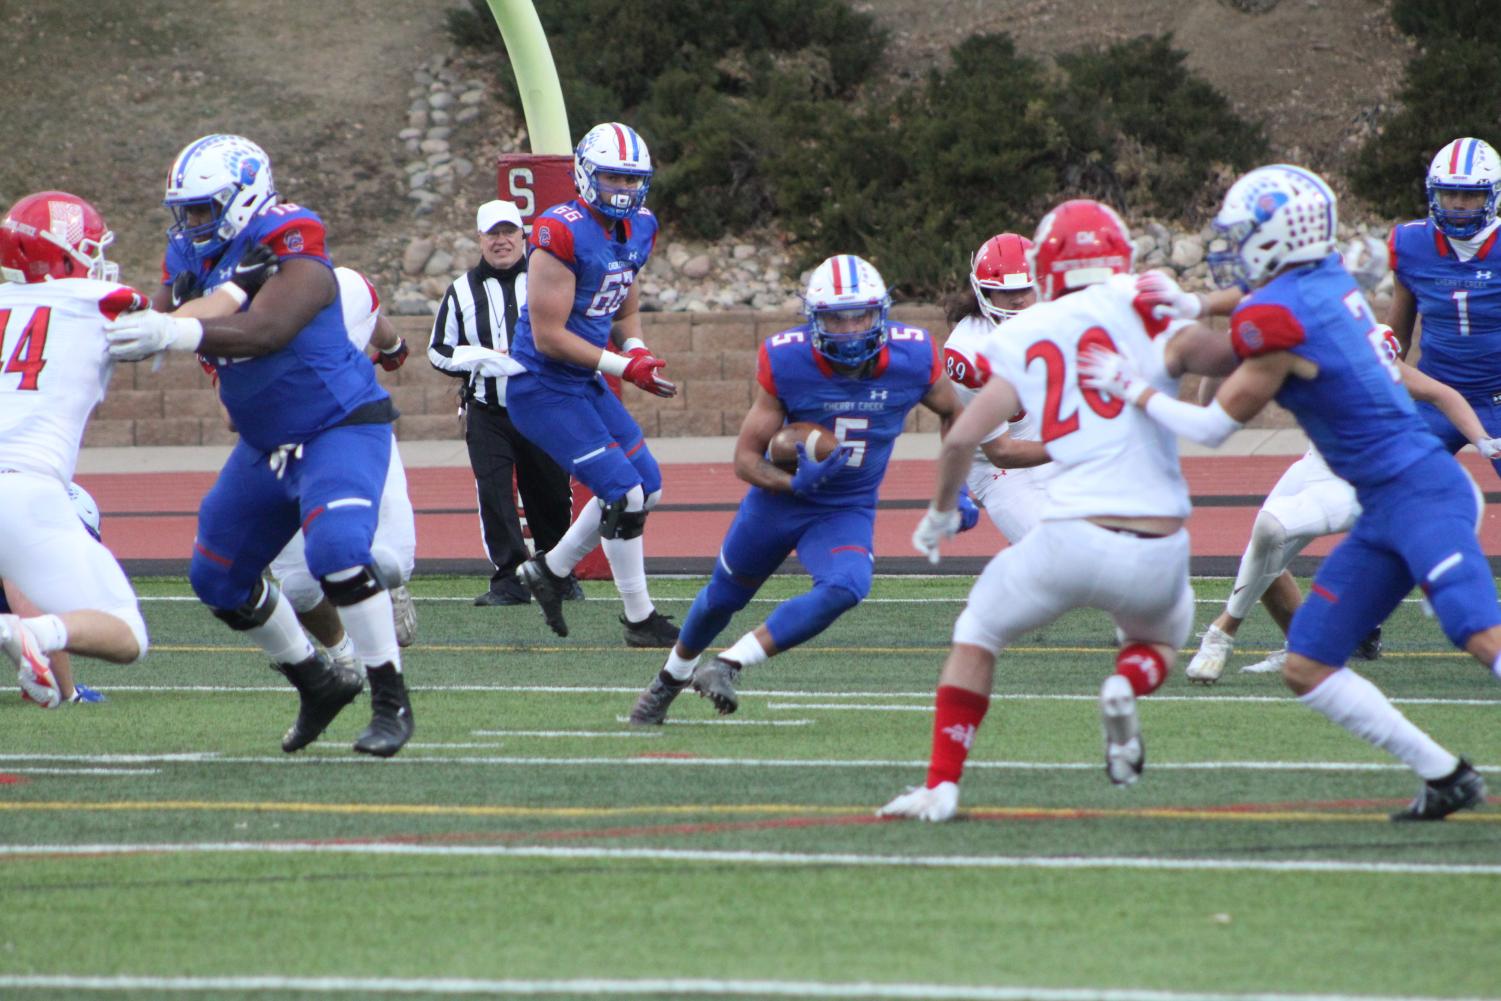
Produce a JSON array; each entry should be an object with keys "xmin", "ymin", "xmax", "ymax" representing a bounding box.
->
[{"xmin": 2, "ymin": 575, "xmax": 1498, "ymax": 1001}]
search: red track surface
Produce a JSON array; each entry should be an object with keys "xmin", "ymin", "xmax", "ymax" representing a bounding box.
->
[{"xmin": 80, "ymin": 454, "xmax": 1501, "ymax": 571}]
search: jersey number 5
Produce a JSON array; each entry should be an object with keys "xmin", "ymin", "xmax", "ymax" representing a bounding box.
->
[
  {"xmin": 0, "ymin": 307, "xmax": 50, "ymax": 391},
  {"xmin": 1025, "ymin": 327, "xmax": 1124, "ymax": 441}
]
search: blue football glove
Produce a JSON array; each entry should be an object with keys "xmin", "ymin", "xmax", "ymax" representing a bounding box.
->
[
  {"xmin": 791, "ymin": 442, "xmax": 852, "ymax": 496},
  {"xmin": 956, "ymin": 486, "xmax": 980, "ymax": 532}
]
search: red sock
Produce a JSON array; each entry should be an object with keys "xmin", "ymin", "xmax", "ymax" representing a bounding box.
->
[
  {"xmin": 1115, "ymin": 643, "xmax": 1168, "ymax": 696},
  {"xmin": 926, "ymin": 685, "xmax": 990, "ymax": 788}
]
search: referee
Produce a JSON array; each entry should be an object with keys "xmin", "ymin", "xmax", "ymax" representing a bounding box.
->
[{"xmin": 428, "ymin": 200, "xmax": 580, "ymax": 606}]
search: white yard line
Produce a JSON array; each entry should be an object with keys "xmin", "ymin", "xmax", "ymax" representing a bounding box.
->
[
  {"xmin": 0, "ymin": 974, "xmax": 1484, "ymax": 1001},
  {"xmin": 0, "ymin": 768, "xmax": 160, "ymax": 776},
  {"xmin": 0, "ymin": 752, "xmax": 1491, "ymax": 773},
  {"xmin": 611, "ymin": 716, "xmax": 813, "ymax": 726},
  {"xmin": 1, "ymin": 842, "xmax": 1500, "ymax": 880},
  {"xmin": 0, "ymin": 974, "xmax": 1487, "ymax": 1001},
  {"xmin": 86, "ymin": 684, "xmax": 1501, "ymax": 706}
]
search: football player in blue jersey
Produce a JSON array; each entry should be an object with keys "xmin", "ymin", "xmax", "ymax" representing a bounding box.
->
[
  {"xmin": 629, "ymin": 254, "xmax": 968, "ymax": 724},
  {"xmin": 505, "ymin": 123, "xmax": 681, "ymax": 647},
  {"xmin": 103, "ymin": 134, "xmax": 412, "ymax": 758},
  {"xmin": 1083, "ymin": 164, "xmax": 1501, "ymax": 820},
  {"xmin": 1387, "ymin": 137, "xmax": 1501, "ymax": 477}
]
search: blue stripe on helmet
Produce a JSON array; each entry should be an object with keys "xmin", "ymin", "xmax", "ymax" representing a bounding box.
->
[
  {"xmin": 171, "ymin": 134, "xmax": 223, "ymax": 191},
  {"xmin": 845, "ymin": 256, "xmax": 859, "ymax": 292},
  {"xmin": 627, "ymin": 126, "xmax": 640, "ymax": 163},
  {"xmin": 1463, "ymin": 138, "xmax": 1478, "ymax": 175}
]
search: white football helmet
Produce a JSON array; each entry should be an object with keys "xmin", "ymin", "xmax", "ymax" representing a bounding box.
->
[
  {"xmin": 66, "ymin": 481, "xmax": 101, "ymax": 541},
  {"xmin": 164, "ymin": 134, "xmax": 277, "ymax": 258},
  {"xmin": 1208, "ymin": 164, "xmax": 1337, "ymax": 290},
  {"xmin": 1427, "ymin": 137, "xmax": 1500, "ymax": 239},
  {"xmin": 573, "ymin": 123, "xmax": 652, "ymax": 220},
  {"xmin": 803, "ymin": 254, "xmax": 891, "ymax": 366}
]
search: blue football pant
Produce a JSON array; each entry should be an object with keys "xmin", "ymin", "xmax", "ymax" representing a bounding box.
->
[
  {"xmin": 505, "ymin": 376, "xmax": 661, "ymax": 505},
  {"xmin": 678, "ymin": 489, "xmax": 874, "ymax": 655}
]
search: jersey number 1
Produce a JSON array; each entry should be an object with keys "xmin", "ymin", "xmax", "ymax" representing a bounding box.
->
[
  {"xmin": 0, "ymin": 307, "xmax": 50, "ymax": 391},
  {"xmin": 1025, "ymin": 327, "xmax": 1124, "ymax": 441}
]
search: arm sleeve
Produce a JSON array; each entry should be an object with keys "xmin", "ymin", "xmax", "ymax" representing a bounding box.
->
[
  {"xmin": 427, "ymin": 285, "xmax": 471, "ymax": 377},
  {"xmin": 1141, "ymin": 394, "xmax": 1243, "ymax": 447}
]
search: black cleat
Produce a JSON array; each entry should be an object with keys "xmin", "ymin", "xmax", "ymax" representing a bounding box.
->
[
  {"xmin": 273, "ymin": 654, "xmax": 363, "ymax": 753},
  {"xmin": 563, "ymin": 575, "xmax": 586, "ymax": 601},
  {"xmin": 353, "ymin": 663, "xmax": 413, "ymax": 758},
  {"xmin": 518, "ymin": 556, "xmax": 570, "ymax": 636},
  {"xmin": 621, "ymin": 610, "xmax": 680, "ymax": 648},
  {"xmin": 1353, "ymin": 624, "xmax": 1383, "ymax": 661},
  {"xmin": 691, "ymin": 656, "xmax": 742, "ymax": 716},
  {"xmin": 629, "ymin": 670, "xmax": 690, "ymax": 725},
  {"xmin": 1391, "ymin": 759, "xmax": 1486, "ymax": 821},
  {"xmin": 474, "ymin": 575, "xmax": 530, "ymax": 606}
]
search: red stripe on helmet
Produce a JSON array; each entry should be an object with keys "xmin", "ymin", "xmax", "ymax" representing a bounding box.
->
[
  {"xmin": 830, "ymin": 258, "xmax": 844, "ymax": 294},
  {"xmin": 612, "ymin": 124, "xmax": 628, "ymax": 160},
  {"xmin": 1449, "ymin": 140, "xmax": 1463, "ymax": 175}
]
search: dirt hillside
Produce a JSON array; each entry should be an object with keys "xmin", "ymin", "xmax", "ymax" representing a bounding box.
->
[{"xmin": 2, "ymin": 0, "xmax": 1412, "ymax": 294}]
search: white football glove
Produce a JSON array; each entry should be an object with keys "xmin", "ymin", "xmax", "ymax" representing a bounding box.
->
[
  {"xmin": 105, "ymin": 311, "xmax": 203, "ymax": 360},
  {"xmin": 877, "ymin": 781, "xmax": 959, "ymax": 822},
  {"xmin": 1476, "ymin": 437, "xmax": 1501, "ymax": 460},
  {"xmin": 1078, "ymin": 347, "xmax": 1151, "ymax": 406},
  {"xmin": 1133, "ymin": 270, "xmax": 1202, "ymax": 321},
  {"xmin": 912, "ymin": 504, "xmax": 962, "ymax": 565}
]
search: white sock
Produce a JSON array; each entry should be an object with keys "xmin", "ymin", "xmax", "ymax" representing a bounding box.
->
[
  {"xmin": 247, "ymin": 594, "xmax": 317, "ymax": 666},
  {"xmin": 336, "ymin": 591, "xmax": 402, "ymax": 673},
  {"xmin": 327, "ymin": 633, "xmax": 356, "ymax": 663},
  {"xmin": 603, "ymin": 534, "xmax": 654, "ymax": 622},
  {"xmin": 663, "ymin": 648, "xmax": 701, "ymax": 681},
  {"xmin": 545, "ymin": 502, "xmax": 603, "ymax": 578},
  {"xmin": 1299, "ymin": 668, "xmax": 1458, "ymax": 780},
  {"xmin": 21, "ymin": 614, "xmax": 68, "ymax": 654},
  {"xmin": 1492, "ymin": 651, "xmax": 1501, "ymax": 682},
  {"xmin": 1225, "ymin": 533, "xmax": 1293, "ymax": 620},
  {"xmin": 721, "ymin": 631, "xmax": 770, "ymax": 668}
]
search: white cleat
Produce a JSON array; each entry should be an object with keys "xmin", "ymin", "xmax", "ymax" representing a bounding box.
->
[
  {"xmin": 1241, "ymin": 647, "xmax": 1288, "ymax": 674},
  {"xmin": 877, "ymin": 781, "xmax": 960, "ymax": 822},
  {"xmin": 1184, "ymin": 624, "xmax": 1234, "ymax": 685},
  {"xmin": 1, "ymin": 614, "xmax": 62, "ymax": 710},
  {"xmin": 1100, "ymin": 674, "xmax": 1143, "ymax": 786},
  {"xmin": 390, "ymin": 585, "xmax": 418, "ymax": 648}
]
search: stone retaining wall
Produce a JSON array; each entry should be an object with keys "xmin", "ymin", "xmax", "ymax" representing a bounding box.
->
[{"xmin": 89, "ymin": 305, "xmax": 1288, "ymax": 447}]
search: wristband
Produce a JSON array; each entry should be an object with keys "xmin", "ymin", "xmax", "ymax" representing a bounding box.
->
[
  {"xmin": 620, "ymin": 337, "xmax": 647, "ymax": 354},
  {"xmin": 173, "ymin": 317, "xmax": 205, "ymax": 352},
  {"xmin": 219, "ymin": 283, "xmax": 249, "ymax": 308},
  {"xmin": 596, "ymin": 351, "xmax": 629, "ymax": 377}
]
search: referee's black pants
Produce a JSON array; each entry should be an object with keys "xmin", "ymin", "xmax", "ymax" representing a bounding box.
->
[{"xmin": 464, "ymin": 403, "xmax": 573, "ymax": 588}]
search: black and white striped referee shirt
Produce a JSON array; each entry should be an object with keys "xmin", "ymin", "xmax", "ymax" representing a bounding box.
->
[{"xmin": 427, "ymin": 258, "xmax": 528, "ymax": 408}]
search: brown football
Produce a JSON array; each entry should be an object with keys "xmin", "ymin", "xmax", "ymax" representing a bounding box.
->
[{"xmin": 768, "ymin": 421, "xmax": 837, "ymax": 472}]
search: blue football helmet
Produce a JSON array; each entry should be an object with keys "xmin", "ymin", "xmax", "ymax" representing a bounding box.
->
[
  {"xmin": 573, "ymin": 123, "xmax": 653, "ymax": 220},
  {"xmin": 1427, "ymin": 137, "xmax": 1501, "ymax": 239},
  {"xmin": 164, "ymin": 134, "xmax": 277, "ymax": 260},
  {"xmin": 803, "ymin": 254, "xmax": 891, "ymax": 367}
]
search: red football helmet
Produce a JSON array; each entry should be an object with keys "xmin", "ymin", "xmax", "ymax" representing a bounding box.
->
[
  {"xmin": 970, "ymin": 232, "xmax": 1035, "ymax": 323},
  {"xmin": 0, "ymin": 191, "xmax": 118, "ymax": 284},
  {"xmin": 1028, "ymin": 199, "xmax": 1134, "ymax": 302}
]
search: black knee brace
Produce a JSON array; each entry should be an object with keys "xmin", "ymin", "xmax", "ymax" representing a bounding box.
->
[
  {"xmin": 599, "ymin": 496, "xmax": 648, "ymax": 540},
  {"xmin": 320, "ymin": 565, "xmax": 382, "ymax": 607},
  {"xmin": 211, "ymin": 576, "xmax": 280, "ymax": 632}
]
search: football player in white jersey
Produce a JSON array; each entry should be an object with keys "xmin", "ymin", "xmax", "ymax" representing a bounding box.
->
[
  {"xmin": 881, "ymin": 199, "xmax": 1237, "ymax": 821},
  {"xmin": 940, "ymin": 232, "xmax": 1050, "ymax": 542},
  {"xmin": 183, "ymin": 266, "xmax": 419, "ymax": 655},
  {"xmin": 0, "ymin": 191, "xmax": 150, "ymax": 708}
]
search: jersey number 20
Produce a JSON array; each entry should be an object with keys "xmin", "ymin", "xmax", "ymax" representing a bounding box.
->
[{"xmin": 1025, "ymin": 327, "xmax": 1124, "ymax": 441}]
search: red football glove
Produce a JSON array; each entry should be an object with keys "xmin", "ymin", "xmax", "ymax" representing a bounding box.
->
[
  {"xmin": 621, "ymin": 350, "xmax": 677, "ymax": 398},
  {"xmin": 374, "ymin": 339, "xmax": 409, "ymax": 372}
]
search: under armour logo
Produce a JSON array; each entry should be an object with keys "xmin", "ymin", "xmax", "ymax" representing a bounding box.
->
[
  {"xmin": 1477, "ymin": 271, "xmax": 1494, "ymax": 281},
  {"xmin": 1120, "ymin": 653, "xmax": 1160, "ymax": 686},
  {"xmin": 941, "ymin": 723, "xmax": 976, "ymax": 750},
  {"xmin": 870, "ymin": 389, "xmax": 888, "ymax": 400}
]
